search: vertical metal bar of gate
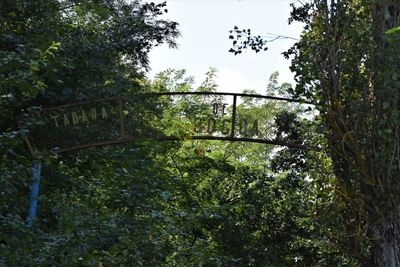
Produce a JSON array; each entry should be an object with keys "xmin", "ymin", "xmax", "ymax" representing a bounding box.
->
[
  {"xmin": 231, "ymin": 95, "xmax": 237, "ymax": 138},
  {"xmin": 27, "ymin": 161, "xmax": 42, "ymax": 227}
]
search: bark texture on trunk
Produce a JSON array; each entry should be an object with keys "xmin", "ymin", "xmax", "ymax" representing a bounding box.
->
[
  {"xmin": 371, "ymin": 207, "xmax": 400, "ymax": 267},
  {"xmin": 370, "ymin": 3, "xmax": 400, "ymax": 265}
]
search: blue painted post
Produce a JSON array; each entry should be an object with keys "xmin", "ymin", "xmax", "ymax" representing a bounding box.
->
[{"xmin": 27, "ymin": 161, "xmax": 42, "ymax": 227}]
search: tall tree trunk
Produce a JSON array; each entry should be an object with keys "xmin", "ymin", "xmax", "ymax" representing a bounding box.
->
[
  {"xmin": 370, "ymin": 207, "xmax": 400, "ymax": 267},
  {"xmin": 370, "ymin": 3, "xmax": 400, "ymax": 265}
]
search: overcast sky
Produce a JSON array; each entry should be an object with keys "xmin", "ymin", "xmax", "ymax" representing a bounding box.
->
[{"xmin": 147, "ymin": 0, "xmax": 304, "ymax": 94}]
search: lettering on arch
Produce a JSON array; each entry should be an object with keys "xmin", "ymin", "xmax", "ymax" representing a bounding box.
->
[{"xmin": 23, "ymin": 93, "xmax": 310, "ymax": 155}]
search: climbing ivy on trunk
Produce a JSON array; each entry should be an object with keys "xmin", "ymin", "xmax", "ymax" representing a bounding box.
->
[{"xmin": 287, "ymin": 1, "xmax": 400, "ymax": 265}]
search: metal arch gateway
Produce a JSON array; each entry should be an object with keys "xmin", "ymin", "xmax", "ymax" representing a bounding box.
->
[
  {"xmin": 24, "ymin": 92, "xmax": 313, "ymax": 156},
  {"xmin": 23, "ymin": 91, "xmax": 314, "ymax": 226}
]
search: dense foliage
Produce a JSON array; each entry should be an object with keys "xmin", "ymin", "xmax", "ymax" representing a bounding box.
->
[
  {"xmin": 230, "ymin": 1, "xmax": 400, "ymax": 266},
  {"xmin": 0, "ymin": 0, "xmax": 376, "ymax": 266}
]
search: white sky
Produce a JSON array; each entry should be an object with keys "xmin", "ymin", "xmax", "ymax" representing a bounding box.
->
[{"xmin": 147, "ymin": 0, "xmax": 304, "ymax": 94}]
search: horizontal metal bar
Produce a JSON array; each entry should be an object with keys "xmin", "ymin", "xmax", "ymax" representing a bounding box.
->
[
  {"xmin": 191, "ymin": 136, "xmax": 312, "ymax": 150},
  {"xmin": 40, "ymin": 92, "xmax": 315, "ymax": 113},
  {"xmin": 131, "ymin": 92, "xmax": 315, "ymax": 105}
]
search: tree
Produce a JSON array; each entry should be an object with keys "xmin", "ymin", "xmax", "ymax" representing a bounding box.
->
[
  {"xmin": 0, "ymin": 0, "xmax": 179, "ymax": 264},
  {"xmin": 148, "ymin": 69, "xmax": 358, "ymax": 266},
  {"xmin": 0, "ymin": 0, "xmax": 179, "ymax": 130},
  {"xmin": 230, "ymin": 1, "xmax": 400, "ymax": 265}
]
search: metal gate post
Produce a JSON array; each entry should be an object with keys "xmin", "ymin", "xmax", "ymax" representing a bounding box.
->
[
  {"xmin": 231, "ymin": 95, "xmax": 237, "ymax": 138},
  {"xmin": 27, "ymin": 161, "xmax": 42, "ymax": 227}
]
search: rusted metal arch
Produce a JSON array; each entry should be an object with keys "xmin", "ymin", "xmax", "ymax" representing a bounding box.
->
[{"xmin": 26, "ymin": 92, "xmax": 315, "ymax": 155}]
